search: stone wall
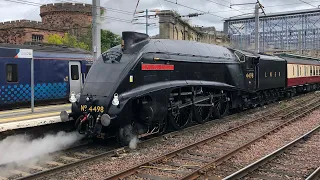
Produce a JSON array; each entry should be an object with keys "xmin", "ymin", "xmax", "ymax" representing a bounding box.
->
[
  {"xmin": 40, "ymin": 3, "xmax": 93, "ymax": 33},
  {"xmin": 0, "ymin": 20, "xmax": 61, "ymax": 31},
  {"xmin": 157, "ymin": 10, "xmax": 216, "ymax": 44},
  {"xmin": 0, "ymin": 27, "xmax": 64, "ymax": 44}
]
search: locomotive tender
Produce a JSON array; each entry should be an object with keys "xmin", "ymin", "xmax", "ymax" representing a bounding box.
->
[{"xmin": 60, "ymin": 31, "xmax": 320, "ymax": 145}]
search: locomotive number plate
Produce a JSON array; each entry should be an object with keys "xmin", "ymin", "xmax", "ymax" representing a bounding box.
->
[{"xmin": 80, "ymin": 105, "xmax": 104, "ymax": 113}]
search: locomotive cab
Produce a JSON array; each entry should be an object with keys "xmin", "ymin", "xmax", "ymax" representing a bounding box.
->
[{"xmin": 234, "ymin": 50, "xmax": 260, "ymax": 91}]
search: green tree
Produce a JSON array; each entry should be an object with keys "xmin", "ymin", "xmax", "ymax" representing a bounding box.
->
[
  {"xmin": 48, "ymin": 28, "xmax": 121, "ymax": 52},
  {"xmin": 79, "ymin": 28, "xmax": 121, "ymax": 52},
  {"xmin": 47, "ymin": 34, "xmax": 63, "ymax": 45},
  {"xmin": 101, "ymin": 29, "xmax": 122, "ymax": 52},
  {"xmin": 48, "ymin": 33, "xmax": 90, "ymax": 50}
]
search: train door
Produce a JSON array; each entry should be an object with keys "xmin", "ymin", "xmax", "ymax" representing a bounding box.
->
[{"xmin": 69, "ymin": 61, "xmax": 82, "ymax": 95}]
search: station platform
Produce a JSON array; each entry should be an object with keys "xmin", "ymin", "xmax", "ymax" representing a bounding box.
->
[{"xmin": 0, "ymin": 104, "xmax": 71, "ymax": 133}]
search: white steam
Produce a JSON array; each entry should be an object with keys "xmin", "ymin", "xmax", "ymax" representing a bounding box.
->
[
  {"xmin": 129, "ymin": 136, "xmax": 139, "ymax": 150},
  {"xmin": 0, "ymin": 131, "xmax": 83, "ymax": 165}
]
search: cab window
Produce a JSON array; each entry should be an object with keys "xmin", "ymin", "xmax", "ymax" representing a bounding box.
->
[
  {"xmin": 234, "ymin": 51, "xmax": 245, "ymax": 62},
  {"xmin": 71, "ymin": 65, "xmax": 79, "ymax": 80}
]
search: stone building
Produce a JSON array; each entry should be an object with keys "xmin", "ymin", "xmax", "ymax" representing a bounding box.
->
[
  {"xmin": 157, "ymin": 10, "xmax": 229, "ymax": 45},
  {"xmin": 155, "ymin": 10, "xmax": 229, "ymax": 45},
  {"xmin": 0, "ymin": 3, "xmax": 95, "ymax": 44}
]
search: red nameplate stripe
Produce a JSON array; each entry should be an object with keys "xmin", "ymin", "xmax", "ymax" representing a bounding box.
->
[{"xmin": 141, "ymin": 64, "xmax": 174, "ymax": 70}]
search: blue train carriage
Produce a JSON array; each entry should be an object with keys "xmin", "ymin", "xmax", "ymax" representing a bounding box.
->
[{"xmin": 0, "ymin": 44, "xmax": 93, "ymax": 109}]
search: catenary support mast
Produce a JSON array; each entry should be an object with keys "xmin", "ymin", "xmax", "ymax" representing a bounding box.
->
[{"xmin": 92, "ymin": 0, "xmax": 101, "ymax": 60}]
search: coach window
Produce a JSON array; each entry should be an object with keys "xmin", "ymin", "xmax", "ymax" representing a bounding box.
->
[
  {"xmin": 300, "ymin": 66, "xmax": 302, "ymax": 76},
  {"xmin": 304, "ymin": 66, "xmax": 307, "ymax": 76},
  {"xmin": 6, "ymin": 64, "xmax": 18, "ymax": 82},
  {"xmin": 293, "ymin": 66, "xmax": 295, "ymax": 76},
  {"xmin": 313, "ymin": 66, "xmax": 315, "ymax": 76},
  {"xmin": 310, "ymin": 66, "xmax": 312, "ymax": 76},
  {"xmin": 71, "ymin": 65, "xmax": 79, "ymax": 80}
]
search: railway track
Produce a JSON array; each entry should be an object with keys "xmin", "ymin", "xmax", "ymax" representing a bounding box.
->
[
  {"xmin": 306, "ymin": 167, "xmax": 320, "ymax": 180},
  {"xmin": 223, "ymin": 124, "xmax": 320, "ymax": 180},
  {"xmin": 105, "ymin": 95, "xmax": 320, "ymax": 180},
  {"xmin": 0, "ymin": 142, "xmax": 120, "ymax": 180},
  {"xmin": 0, "ymin": 93, "xmax": 314, "ymax": 180}
]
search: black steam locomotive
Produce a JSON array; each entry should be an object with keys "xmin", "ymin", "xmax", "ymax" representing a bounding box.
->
[{"xmin": 60, "ymin": 31, "xmax": 320, "ymax": 145}]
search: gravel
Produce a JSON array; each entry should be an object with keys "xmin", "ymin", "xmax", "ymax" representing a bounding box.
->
[
  {"xmin": 34, "ymin": 94, "xmax": 315, "ymax": 180},
  {"xmin": 253, "ymin": 131, "xmax": 320, "ymax": 180},
  {"xmin": 208, "ymin": 109, "xmax": 320, "ymax": 179}
]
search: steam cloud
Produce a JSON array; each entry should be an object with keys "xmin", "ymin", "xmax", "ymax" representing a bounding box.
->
[
  {"xmin": 129, "ymin": 136, "xmax": 139, "ymax": 150},
  {"xmin": 0, "ymin": 131, "xmax": 83, "ymax": 166}
]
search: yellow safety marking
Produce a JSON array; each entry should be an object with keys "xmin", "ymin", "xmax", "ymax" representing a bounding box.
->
[
  {"xmin": 0, "ymin": 104, "xmax": 70, "ymax": 115},
  {"xmin": 0, "ymin": 110, "xmax": 71, "ymax": 123}
]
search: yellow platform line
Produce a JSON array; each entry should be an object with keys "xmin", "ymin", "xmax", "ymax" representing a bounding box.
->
[
  {"xmin": 0, "ymin": 104, "xmax": 70, "ymax": 115},
  {"xmin": 0, "ymin": 110, "xmax": 71, "ymax": 123}
]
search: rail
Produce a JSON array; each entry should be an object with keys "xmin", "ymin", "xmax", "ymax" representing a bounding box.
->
[
  {"xmin": 2, "ymin": 93, "xmax": 314, "ymax": 180},
  {"xmin": 223, "ymin": 124, "xmax": 320, "ymax": 180},
  {"xmin": 105, "ymin": 95, "xmax": 320, "ymax": 180},
  {"xmin": 306, "ymin": 167, "xmax": 320, "ymax": 180}
]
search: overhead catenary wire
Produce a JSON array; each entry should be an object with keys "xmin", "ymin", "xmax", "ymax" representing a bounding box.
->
[
  {"xmin": 58, "ymin": 0, "xmax": 133, "ymax": 14},
  {"xmin": 212, "ymin": 0, "xmax": 232, "ymax": 4},
  {"xmin": 132, "ymin": 0, "xmax": 141, "ymax": 22},
  {"xmin": 2, "ymin": 0, "xmax": 135, "ymax": 24},
  {"xmin": 204, "ymin": 0, "xmax": 247, "ymax": 14},
  {"xmin": 227, "ymin": 0, "xmax": 320, "ymax": 12},
  {"xmin": 163, "ymin": 0, "xmax": 226, "ymax": 19},
  {"xmin": 298, "ymin": 0, "xmax": 317, "ymax": 8},
  {"xmin": 3, "ymin": 0, "xmax": 133, "ymax": 15},
  {"xmin": 157, "ymin": 0, "xmax": 164, "ymax": 9},
  {"xmin": 24, "ymin": 0, "xmax": 51, "ymax": 19},
  {"xmin": 5, "ymin": 0, "xmax": 320, "ymax": 17}
]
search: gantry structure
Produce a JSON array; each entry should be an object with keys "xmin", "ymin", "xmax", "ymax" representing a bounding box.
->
[{"xmin": 224, "ymin": 8, "xmax": 320, "ymax": 53}]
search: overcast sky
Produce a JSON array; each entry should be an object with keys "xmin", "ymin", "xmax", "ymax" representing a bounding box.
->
[{"xmin": 0, "ymin": 0, "xmax": 319, "ymax": 36}]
